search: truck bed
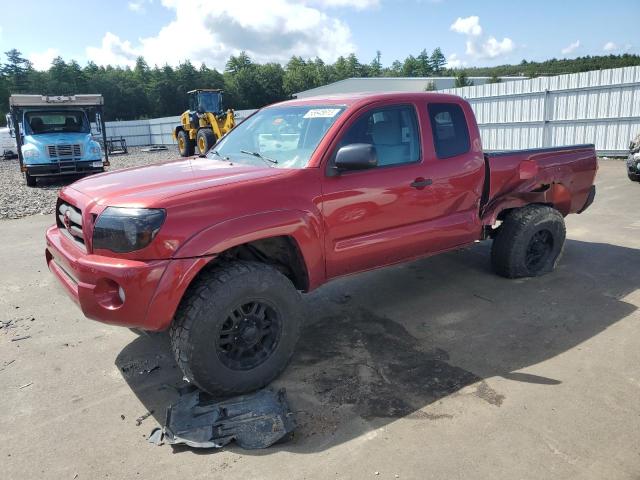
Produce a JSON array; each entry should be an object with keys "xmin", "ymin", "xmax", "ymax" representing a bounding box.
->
[{"xmin": 482, "ymin": 144, "xmax": 598, "ymax": 221}]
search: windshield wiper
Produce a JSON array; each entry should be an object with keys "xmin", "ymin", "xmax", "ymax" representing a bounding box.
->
[
  {"xmin": 205, "ymin": 149, "xmax": 225, "ymax": 159},
  {"xmin": 240, "ymin": 150, "xmax": 278, "ymax": 166}
]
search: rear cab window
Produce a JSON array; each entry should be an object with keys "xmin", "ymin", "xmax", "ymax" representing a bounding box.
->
[{"xmin": 427, "ymin": 103, "xmax": 470, "ymax": 159}]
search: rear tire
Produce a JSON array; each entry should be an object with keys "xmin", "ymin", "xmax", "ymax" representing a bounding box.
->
[
  {"xmin": 25, "ymin": 171, "xmax": 36, "ymax": 187},
  {"xmin": 197, "ymin": 129, "xmax": 216, "ymax": 154},
  {"xmin": 169, "ymin": 261, "xmax": 302, "ymax": 395},
  {"xmin": 491, "ymin": 205, "xmax": 566, "ymax": 278},
  {"xmin": 177, "ymin": 130, "xmax": 195, "ymax": 157}
]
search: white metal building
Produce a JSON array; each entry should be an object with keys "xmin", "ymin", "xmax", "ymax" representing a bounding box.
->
[
  {"xmin": 442, "ymin": 66, "xmax": 640, "ymax": 156},
  {"xmin": 89, "ymin": 67, "xmax": 638, "ymax": 155},
  {"xmin": 293, "ymin": 76, "xmax": 527, "ymax": 98}
]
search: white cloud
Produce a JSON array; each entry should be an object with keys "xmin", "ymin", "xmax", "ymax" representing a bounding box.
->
[
  {"xmin": 309, "ymin": 0, "xmax": 379, "ymax": 8},
  {"xmin": 86, "ymin": 32, "xmax": 139, "ymax": 67},
  {"xmin": 450, "ymin": 16, "xmax": 482, "ymax": 36},
  {"xmin": 88, "ymin": 0, "xmax": 358, "ymax": 69},
  {"xmin": 603, "ymin": 41, "xmax": 618, "ymax": 52},
  {"xmin": 561, "ymin": 40, "xmax": 580, "ymax": 55},
  {"xmin": 450, "ymin": 16, "xmax": 514, "ymax": 61},
  {"xmin": 29, "ymin": 48, "xmax": 60, "ymax": 71},
  {"xmin": 128, "ymin": 1, "xmax": 144, "ymax": 12},
  {"xmin": 446, "ymin": 53, "xmax": 466, "ymax": 68},
  {"xmin": 128, "ymin": 0, "xmax": 153, "ymax": 13},
  {"xmin": 466, "ymin": 36, "xmax": 514, "ymax": 59},
  {"xmin": 448, "ymin": 15, "xmax": 516, "ymax": 62}
]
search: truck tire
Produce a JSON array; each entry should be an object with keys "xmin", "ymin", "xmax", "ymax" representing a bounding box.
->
[
  {"xmin": 25, "ymin": 171, "xmax": 37, "ymax": 187},
  {"xmin": 169, "ymin": 261, "xmax": 302, "ymax": 395},
  {"xmin": 177, "ymin": 130, "xmax": 195, "ymax": 157},
  {"xmin": 197, "ymin": 129, "xmax": 216, "ymax": 154},
  {"xmin": 491, "ymin": 205, "xmax": 566, "ymax": 278},
  {"xmin": 628, "ymin": 172, "xmax": 640, "ymax": 182}
]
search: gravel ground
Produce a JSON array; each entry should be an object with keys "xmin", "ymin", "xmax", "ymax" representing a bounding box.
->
[
  {"xmin": 0, "ymin": 147, "xmax": 180, "ymax": 220},
  {"xmin": 1, "ymin": 159, "xmax": 639, "ymax": 479}
]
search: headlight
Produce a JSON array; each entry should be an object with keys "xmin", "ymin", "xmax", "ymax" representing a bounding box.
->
[
  {"xmin": 23, "ymin": 149, "xmax": 39, "ymax": 160},
  {"xmin": 90, "ymin": 144, "xmax": 101, "ymax": 155},
  {"xmin": 93, "ymin": 207, "xmax": 166, "ymax": 253}
]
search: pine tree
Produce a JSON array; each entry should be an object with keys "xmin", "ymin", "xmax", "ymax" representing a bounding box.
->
[
  {"xmin": 370, "ymin": 50, "xmax": 382, "ymax": 77},
  {"xmin": 454, "ymin": 71, "xmax": 474, "ymax": 88},
  {"xmin": 430, "ymin": 48, "xmax": 446, "ymax": 74}
]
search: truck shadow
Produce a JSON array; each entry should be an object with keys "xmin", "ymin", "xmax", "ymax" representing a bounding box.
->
[{"xmin": 115, "ymin": 239, "xmax": 640, "ymax": 454}]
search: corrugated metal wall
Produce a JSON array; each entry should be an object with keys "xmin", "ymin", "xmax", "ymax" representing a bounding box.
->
[
  {"xmin": 442, "ymin": 66, "xmax": 640, "ymax": 155},
  {"xmin": 103, "ymin": 110, "xmax": 255, "ymax": 147}
]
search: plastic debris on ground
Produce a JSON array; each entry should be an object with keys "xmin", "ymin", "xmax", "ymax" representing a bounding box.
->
[
  {"xmin": 148, "ymin": 387, "xmax": 295, "ymax": 450},
  {"xmin": 140, "ymin": 146, "xmax": 168, "ymax": 152}
]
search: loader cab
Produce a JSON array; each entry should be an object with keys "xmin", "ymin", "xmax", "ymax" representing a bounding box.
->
[{"xmin": 188, "ymin": 89, "xmax": 223, "ymax": 115}]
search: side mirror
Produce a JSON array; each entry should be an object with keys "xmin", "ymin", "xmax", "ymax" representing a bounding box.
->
[
  {"xmin": 335, "ymin": 143, "xmax": 377, "ymax": 171},
  {"xmin": 5, "ymin": 114, "xmax": 15, "ymax": 137},
  {"xmin": 95, "ymin": 112, "xmax": 102, "ymax": 134}
]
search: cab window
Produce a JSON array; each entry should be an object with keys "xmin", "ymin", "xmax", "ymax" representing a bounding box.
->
[
  {"xmin": 427, "ymin": 103, "xmax": 470, "ymax": 159},
  {"xmin": 338, "ymin": 105, "xmax": 420, "ymax": 167}
]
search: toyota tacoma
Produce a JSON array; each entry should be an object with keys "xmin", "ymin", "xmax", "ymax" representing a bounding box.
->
[{"xmin": 45, "ymin": 92, "xmax": 598, "ymax": 395}]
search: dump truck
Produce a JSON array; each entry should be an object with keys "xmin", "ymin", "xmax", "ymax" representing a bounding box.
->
[
  {"xmin": 46, "ymin": 92, "xmax": 597, "ymax": 395},
  {"xmin": 6, "ymin": 94, "xmax": 109, "ymax": 186},
  {"xmin": 173, "ymin": 89, "xmax": 235, "ymax": 156}
]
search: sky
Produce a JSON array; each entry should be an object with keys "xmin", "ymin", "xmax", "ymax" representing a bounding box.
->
[{"xmin": 0, "ymin": 0, "xmax": 637, "ymax": 71}]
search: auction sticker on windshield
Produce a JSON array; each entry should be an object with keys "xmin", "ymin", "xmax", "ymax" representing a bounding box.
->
[{"xmin": 303, "ymin": 108, "xmax": 342, "ymax": 119}]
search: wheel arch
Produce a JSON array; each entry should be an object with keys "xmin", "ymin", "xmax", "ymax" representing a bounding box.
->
[
  {"xmin": 482, "ymin": 182, "xmax": 573, "ymax": 226},
  {"xmin": 175, "ymin": 209, "xmax": 324, "ymax": 290}
]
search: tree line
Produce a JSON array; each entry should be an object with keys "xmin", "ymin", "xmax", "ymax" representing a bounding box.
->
[{"xmin": 1, "ymin": 48, "xmax": 639, "ymax": 122}]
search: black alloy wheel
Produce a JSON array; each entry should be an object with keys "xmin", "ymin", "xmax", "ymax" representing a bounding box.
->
[{"xmin": 217, "ymin": 301, "xmax": 282, "ymax": 371}]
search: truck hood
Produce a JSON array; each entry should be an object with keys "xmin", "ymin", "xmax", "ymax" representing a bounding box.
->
[{"xmin": 68, "ymin": 157, "xmax": 287, "ymax": 207}]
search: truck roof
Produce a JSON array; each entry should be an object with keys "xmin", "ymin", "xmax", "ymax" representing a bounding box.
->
[
  {"xmin": 271, "ymin": 91, "xmax": 465, "ymax": 108},
  {"xmin": 9, "ymin": 94, "xmax": 104, "ymax": 108}
]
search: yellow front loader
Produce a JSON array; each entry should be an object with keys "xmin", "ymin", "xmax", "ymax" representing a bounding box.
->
[{"xmin": 173, "ymin": 89, "xmax": 235, "ymax": 156}]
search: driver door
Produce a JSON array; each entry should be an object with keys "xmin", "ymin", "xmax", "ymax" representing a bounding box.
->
[{"xmin": 320, "ymin": 102, "xmax": 435, "ymax": 278}]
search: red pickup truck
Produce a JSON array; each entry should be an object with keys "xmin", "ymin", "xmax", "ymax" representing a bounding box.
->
[{"xmin": 45, "ymin": 92, "xmax": 597, "ymax": 395}]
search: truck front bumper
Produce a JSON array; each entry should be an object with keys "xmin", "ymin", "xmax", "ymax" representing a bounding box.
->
[
  {"xmin": 26, "ymin": 161, "xmax": 104, "ymax": 177},
  {"xmin": 45, "ymin": 226, "xmax": 211, "ymax": 331}
]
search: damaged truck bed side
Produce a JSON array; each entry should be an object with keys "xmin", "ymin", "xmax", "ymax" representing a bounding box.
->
[{"xmin": 45, "ymin": 92, "xmax": 598, "ymax": 395}]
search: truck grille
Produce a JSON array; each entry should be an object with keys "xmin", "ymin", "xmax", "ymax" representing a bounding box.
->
[
  {"xmin": 48, "ymin": 144, "xmax": 82, "ymax": 159},
  {"xmin": 57, "ymin": 200, "xmax": 86, "ymax": 250}
]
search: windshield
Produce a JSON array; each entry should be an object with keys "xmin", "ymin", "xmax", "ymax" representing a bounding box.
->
[
  {"xmin": 25, "ymin": 111, "xmax": 89, "ymax": 135},
  {"xmin": 209, "ymin": 105, "xmax": 346, "ymax": 168},
  {"xmin": 191, "ymin": 92, "xmax": 221, "ymax": 114}
]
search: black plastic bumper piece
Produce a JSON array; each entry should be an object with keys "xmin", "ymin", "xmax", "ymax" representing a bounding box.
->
[
  {"xmin": 26, "ymin": 162, "xmax": 104, "ymax": 177},
  {"xmin": 148, "ymin": 387, "xmax": 296, "ymax": 450},
  {"xmin": 577, "ymin": 185, "xmax": 596, "ymax": 214}
]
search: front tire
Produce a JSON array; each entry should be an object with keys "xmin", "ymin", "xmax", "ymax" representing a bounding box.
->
[
  {"xmin": 170, "ymin": 261, "xmax": 302, "ymax": 395},
  {"xmin": 177, "ymin": 130, "xmax": 195, "ymax": 157},
  {"xmin": 491, "ymin": 205, "xmax": 566, "ymax": 278},
  {"xmin": 25, "ymin": 171, "xmax": 37, "ymax": 187},
  {"xmin": 197, "ymin": 129, "xmax": 216, "ymax": 154}
]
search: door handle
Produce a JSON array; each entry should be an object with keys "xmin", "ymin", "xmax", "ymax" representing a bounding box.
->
[{"xmin": 410, "ymin": 178, "xmax": 433, "ymax": 189}]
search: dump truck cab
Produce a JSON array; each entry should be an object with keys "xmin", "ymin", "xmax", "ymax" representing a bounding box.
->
[{"xmin": 6, "ymin": 94, "xmax": 109, "ymax": 187}]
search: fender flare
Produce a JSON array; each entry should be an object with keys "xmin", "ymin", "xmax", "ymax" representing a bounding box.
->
[
  {"xmin": 482, "ymin": 183, "xmax": 572, "ymax": 225},
  {"xmin": 173, "ymin": 125, "xmax": 184, "ymax": 140},
  {"xmin": 174, "ymin": 209, "xmax": 325, "ymax": 289}
]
